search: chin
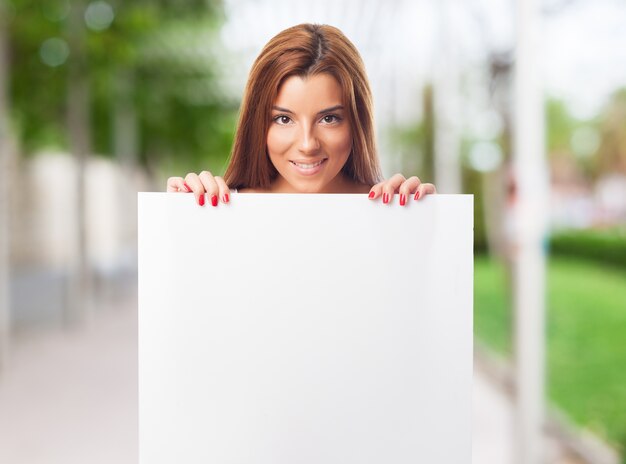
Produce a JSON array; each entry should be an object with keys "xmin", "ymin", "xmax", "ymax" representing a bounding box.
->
[
  {"xmin": 285, "ymin": 178, "xmax": 326, "ymax": 193},
  {"xmin": 293, "ymin": 183, "xmax": 322, "ymax": 193}
]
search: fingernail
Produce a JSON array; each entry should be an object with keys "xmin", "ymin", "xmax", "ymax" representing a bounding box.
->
[
  {"xmin": 414, "ymin": 191, "xmax": 420, "ymax": 200},
  {"xmin": 383, "ymin": 193, "xmax": 389, "ymax": 204},
  {"xmin": 400, "ymin": 194, "xmax": 406, "ymax": 206},
  {"xmin": 198, "ymin": 194, "xmax": 205, "ymax": 206},
  {"xmin": 211, "ymin": 195, "xmax": 218, "ymax": 207},
  {"xmin": 183, "ymin": 182, "xmax": 192, "ymax": 192},
  {"xmin": 368, "ymin": 191, "xmax": 375, "ymax": 199},
  {"xmin": 224, "ymin": 193, "xmax": 229, "ymax": 203}
]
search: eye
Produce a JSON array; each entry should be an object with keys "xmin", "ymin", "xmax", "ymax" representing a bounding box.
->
[
  {"xmin": 321, "ymin": 114, "xmax": 341, "ymax": 124},
  {"xmin": 273, "ymin": 115, "xmax": 292, "ymax": 125}
]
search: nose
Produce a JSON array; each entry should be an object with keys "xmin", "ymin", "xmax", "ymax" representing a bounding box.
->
[{"xmin": 298, "ymin": 126, "xmax": 321, "ymax": 154}]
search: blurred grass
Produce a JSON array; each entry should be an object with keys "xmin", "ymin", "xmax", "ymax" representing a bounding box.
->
[{"xmin": 474, "ymin": 254, "xmax": 626, "ymax": 449}]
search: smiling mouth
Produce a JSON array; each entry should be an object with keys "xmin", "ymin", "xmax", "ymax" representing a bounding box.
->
[{"xmin": 289, "ymin": 159, "xmax": 327, "ymax": 169}]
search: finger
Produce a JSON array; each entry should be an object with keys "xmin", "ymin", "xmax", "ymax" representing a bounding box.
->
[
  {"xmin": 382, "ymin": 173, "xmax": 406, "ymax": 205},
  {"xmin": 166, "ymin": 176, "xmax": 191, "ymax": 193},
  {"xmin": 214, "ymin": 176, "xmax": 231, "ymax": 204},
  {"xmin": 185, "ymin": 172, "xmax": 206, "ymax": 206},
  {"xmin": 198, "ymin": 170, "xmax": 219, "ymax": 207},
  {"xmin": 414, "ymin": 182, "xmax": 437, "ymax": 200},
  {"xmin": 367, "ymin": 181, "xmax": 385, "ymax": 200},
  {"xmin": 398, "ymin": 176, "xmax": 421, "ymax": 206}
]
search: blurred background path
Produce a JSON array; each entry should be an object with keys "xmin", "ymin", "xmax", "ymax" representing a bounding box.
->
[
  {"xmin": 0, "ymin": 277, "xmax": 138, "ymax": 464},
  {"xmin": 0, "ymin": 275, "xmax": 583, "ymax": 464}
]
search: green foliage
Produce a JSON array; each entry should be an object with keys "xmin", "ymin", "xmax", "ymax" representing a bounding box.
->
[
  {"xmin": 6, "ymin": 0, "xmax": 235, "ymax": 170},
  {"xmin": 595, "ymin": 88, "xmax": 626, "ymax": 177},
  {"xmin": 475, "ymin": 255, "xmax": 626, "ymax": 451},
  {"xmin": 546, "ymin": 256, "xmax": 626, "ymax": 453},
  {"xmin": 474, "ymin": 255, "xmax": 512, "ymax": 354},
  {"xmin": 549, "ymin": 227, "xmax": 626, "ymax": 270},
  {"xmin": 544, "ymin": 93, "xmax": 626, "ymax": 179},
  {"xmin": 545, "ymin": 97, "xmax": 600, "ymax": 179},
  {"xmin": 546, "ymin": 98, "xmax": 580, "ymax": 154},
  {"xmin": 388, "ymin": 83, "xmax": 488, "ymax": 252},
  {"xmin": 8, "ymin": 0, "xmax": 69, "ymax": 151},
  {"xmin": 387, "ymin": 83, "xmax": 434, "ymax": 183},
  {"xmin": 462, "ymin": 164, "xmax": 488, "ymax": 253}
]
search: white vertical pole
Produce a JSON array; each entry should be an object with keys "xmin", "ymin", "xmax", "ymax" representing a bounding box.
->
[
  {"xmin": 513, "ymin": 0, "xmax": 549, "ymax": 463},
  {"xmin": 434, "ymin": 0, "xmax": 462, "ymax": 194}
]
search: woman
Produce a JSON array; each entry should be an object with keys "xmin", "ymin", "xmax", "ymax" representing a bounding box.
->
[{"xmin": 167, "ymin": 23, "xmax": 436, "ymax": 205}]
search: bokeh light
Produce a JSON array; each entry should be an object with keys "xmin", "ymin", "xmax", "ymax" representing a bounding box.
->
[
  {"xmin": 39, "ymin": 38, "xmax": 70, "ymax": 67},
  {"xmin": 84, "ymin": 1, "xmax": 115, "ymax": 32},
  {"xmin": 468, "ymin": 141, "xmax": 503, "ymax": 172},
  {"xmin": 570, "ymin": 126, "xmax": 601, "ymax": 158}
]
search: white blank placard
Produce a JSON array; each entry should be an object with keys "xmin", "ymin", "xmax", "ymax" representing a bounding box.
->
[{"xmin": 138, "ymin": 193, "xmax": 473, "ymax": 464}]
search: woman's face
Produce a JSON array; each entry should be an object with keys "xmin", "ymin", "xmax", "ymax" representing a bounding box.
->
[{"xmin": 267, "ymin": 73, "xmax": 353, "ymax": 193}]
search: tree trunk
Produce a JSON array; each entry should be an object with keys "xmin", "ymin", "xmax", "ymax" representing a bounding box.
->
[
  {"xmin": 0, "ymin": 0, "xmax": 20, "ymax": 370},
  {"xmin": 113, "ymin": 68, "xmax": 139, "ymax": 292},
  {"xmin": 65, "ymin": 0, "xmax": 92, "ymax": 324},
  {"xmin": 114, "ymin": 69, "xmax": 138, "ymax": 170},
  {"xmin": 0, "ymin": 0, "xmax": 12, "ymax": 369}
]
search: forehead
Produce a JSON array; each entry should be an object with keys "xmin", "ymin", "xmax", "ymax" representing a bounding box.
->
[{"xmin": 274, "ymin": 73, "xmax": 343, "ymax": 108}]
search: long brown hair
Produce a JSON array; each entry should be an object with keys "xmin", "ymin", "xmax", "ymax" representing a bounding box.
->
[{"xmin": 223, "ymin": 23, "xmax": 383, "ymax": 190}]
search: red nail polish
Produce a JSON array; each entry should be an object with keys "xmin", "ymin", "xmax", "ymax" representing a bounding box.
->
[
  {"xmin": 368, "ymin": 191, "xmax": 375, "ymax": 199},
  {"xmin": 414, "ymin": 191, "xmax": 420, "ymax": 200},
  {"xmin": 211, "ymin": 195, "xmax": 218, "ymax": 207},
  {"xmin": 183, "ymin": 182, "xmax": 192, "ymax": 192},
  {"xmin": 383, "ymin": 193, "xmax": 389, "ymax": 204},
  {"xmin": 400, "ymin": 194, "xmax": 406, "ymax": 206},
  {"xmin": 224, "ymin": 193, "xmax": 229, "ymax": 203},
  {"xmin": 198, "ymin": 194, "xmax": 205, "ymax": 206}
]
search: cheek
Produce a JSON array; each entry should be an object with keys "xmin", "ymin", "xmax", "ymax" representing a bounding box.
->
[
  {"xmin": 266, "ymin": 127, "xmax": 292, "ymax": 157},
  {"xmin": 327, "ymin": 127, "xmax": 352, "ymax": 159}
]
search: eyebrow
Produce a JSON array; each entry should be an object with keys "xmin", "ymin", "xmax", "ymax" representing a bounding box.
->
[{"xmin": 271, "ymin": 105, "xmax": 345, "ymax": 115}]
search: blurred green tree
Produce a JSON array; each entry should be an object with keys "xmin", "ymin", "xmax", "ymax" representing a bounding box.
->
[
  {"xmin": 594, "ymin": 88, "xmax": 626, "ymax": 177},
  {"xmin": 546, "ymin": 98, "xmax": 579, "ymax": 155},
  {"xmin": 388, "ymin": 82, "xmax": 489, "ymax": 252},
  {"xmin": 7, "ymin": 0, "xmax": 236, "ymax": 173},
  {"xmin": 0, "ymin": 0, "xmax": 18, "ymax": 367},
  {"xmin": 5, "ymin": 0, "xmax": 236, "ymax": 323},
  {"xmin": 388, "ymin": 83, "xmax": 435, "ymax": 184}
]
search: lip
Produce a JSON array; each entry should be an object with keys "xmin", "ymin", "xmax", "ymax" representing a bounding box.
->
[
  {"xmin": 289, "ymin": 158, "xmax": 328, "ymax": 176},
  {"xmin": 290, "ymin": 157, "xmax": 327, "ymax": 164}
]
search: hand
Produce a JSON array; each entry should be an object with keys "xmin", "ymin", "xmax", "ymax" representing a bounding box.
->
[
  {"xmin": 368, "ymin": 174, "xmax": 437, "ymax": 206},
  {"xmin": 166, "ymin": 171, "xmax": 231, "ymax": 207}
]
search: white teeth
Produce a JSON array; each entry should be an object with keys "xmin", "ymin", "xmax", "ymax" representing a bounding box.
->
[{"xmin": 291, "ymin": 159, "xmax": 325, "ymax": 169}]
